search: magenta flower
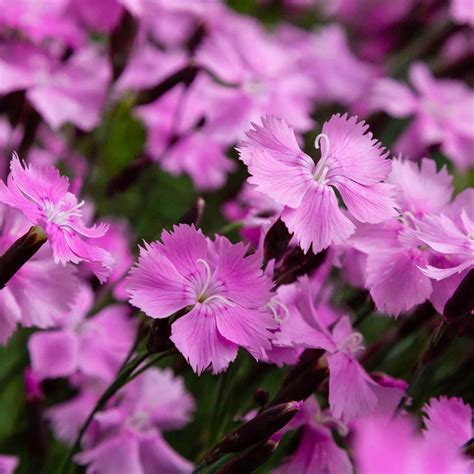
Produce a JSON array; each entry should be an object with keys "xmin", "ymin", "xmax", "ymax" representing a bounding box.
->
[
  {"xmin": 370, "ymin": 62, "xmax": 474, "ymax": 170},
  {"xmin": 0, "ymin": 455, "xmax": 18, "ymax": 474},
  {"xmin": 28, "ymin": 285, "xmax": 135, "ymax": 381},
  {"xmin": 352, "ymin": 158, "xmax": 471, "ymax": 316},
  {"xmin": 0, "ymin": 155, "xmax": 114, "ymax": 283},
  {"xmin": 423, "ymin": 396, "xmax": 472, "ymax": 450},
  {"xmin": 0, "ymin": 205, "xmax": 78, "ymax": 344},
  {"xmin": 272, "ymin": 275, "xmax": 406, "ymax": 422},
  {"xmin": 76, "ymin": 368, "xmax": 194, "ymax": 474},
  {"xmin": 274, "ymin": 397, "xmax": 352, "ymax": 474},
  {"xmin": 239, "ymin": 114, "xmax": 396, "ymax": 253},
  {"xmin": 126, "ymin": 224, "xmax": 276, "ymax": 374},
  {"xmin": 354, "ymin": 398, "xmax": 473, "ymax": 474}
]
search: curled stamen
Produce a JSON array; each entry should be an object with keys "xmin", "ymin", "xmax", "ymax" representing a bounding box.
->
[
  {"xmin": 204, "ymin": 295, "xmax": 236, "ymax": 306},
  {"xmin": 339, "ymin": 331, "xmax": 364, "ymax": 354},
  {"xmin": 313, "ymin": 133, "xmax": 330, "ymax": 181},
  {"xmin": 401, "ymin": 211, "xmax": 420, "ymax": 231},
  {"xmin": 267, "ymin": 300, "xmax": 290, "ymax": 324},
  {"xmin": 45, "ymin": 199, "xmax": 86, "ymax": 224},
  {"xmin": 196, "ymin": 258, "xmax": 212, "ymax": 300}
]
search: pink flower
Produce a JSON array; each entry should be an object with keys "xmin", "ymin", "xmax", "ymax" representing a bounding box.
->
[
  {"xmin": 274, "ymin": 397, "xmax": 352, "ymax": 474},
  {"xmin": 0, "ymin": 455, "xmax": 18, "ymax": 474},
  {"xmin": 0, "ymin": 0, "xmax": 84, "ymax": 47},
  {"xmin": 0, "ymin": 205, "xmax": 78, "ymax": 344},
  {"xmin": 76, "ymin": 368, "xmax": 194, "ymax": 474},
  {"xmin": 126, "ymin": 224, "xmax": 276, "ymax": 374},
  {"xmin": 272, "ymin": 276, "xmax": 406, "ymax": 422},
  {"xmin": 450, "ymin": 0, "xmax": 474, "ymax": 26},
  {"xmin": 276, "ymin": 24, "xmax": 380, "ymax": 108},
  {"xmin": 196, "ymin": 15, "xmax": 315, "ymax": 142},
  {"xmin": 423, "ymin": 396, "xmax": 472, "ymax": 450},
  {"xmin": 370, "ymin": 62, "xmax": 474, "ymax": 170},
  {"xmin": 0, "ymin": 44, "xmax": 110, "ymax": 131},
  {"xmin": 136, "ymin": 82, "xmax": 235, "ymax": 191},
  {"xmin": 0, "ymin": 155, "xmax": 114, "ymax": 283},
  {"xmin": 352, "ymin": 159, "xmax": 471, "ymax": 315},
  {"xmin": 410, "ymin": 193, "xmax": 474, "ymax": 280},
  {"xmin": 28, "ymin": 285, "xmax": 135, "ymax": 381},
  {"xmin": 239, "ymin": 114, "xmax": 396, "ymax": 253},
  {"xmin": 354, "ymin": 401, "xmax": 473, "ymax": 474}
]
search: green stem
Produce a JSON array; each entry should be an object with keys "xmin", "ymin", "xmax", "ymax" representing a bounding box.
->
[
  {"xmin": 60, "ymin": 352, "xmax": 149, "ymax": 474},
  {"xmin": 125, "ymin": 350, "xmax": 174, "ymax": 384}
]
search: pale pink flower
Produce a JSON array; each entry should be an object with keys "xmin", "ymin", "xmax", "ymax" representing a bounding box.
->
[
  {"xmin": 354, "ymin": 399, "xmax": 473, "ymax": 474},
  {"xmin": 0, "ymin": 155, "xmax": 114, "ymax": 283},
  {"xmin": 76, "ymin": 368, "xmax": 194, "ymax": 474},
  {"xmin": 370, "ymin": 62, "xmax": 474, "ymax": 170},
  {"xmin": 28, "ymin": 285, "xmax": 135, "ymax": 381},
  {"xmin": 272, "ymin": 276, "xmax": 406, "ymax": 422},
  {"xmin": 126, "ymin": 224, "xmax": 276, "ymax": 374},
  {"xmin": 351, "ymin": 158, "xmax": 469, "ymax": 316},
  {"xmin": 136, "ymin": 82, "xmax": 235, "ymax": 191},
  {"xmin": 196, "ymin": 16, "xmax": 315, "ymax": 142},
  {"xmin": 0, "ymin": 455, "xmax": 18, "ymax": 474},
  {"xmin": 274, "ymin": 397, "xmax": 352, "ymax": 474},
  {"xmin": 0, "ymin": 0, "xmax": 84, "ymax": 47},
  {"xmin": 0, "ymin": 44, "xmax": 110, "ymax": 131},
  {"xmin": 0, "ymin": 205, "xmax": 78, "ymax": 344},
  {"xmin": 423, "ymin": 396, "xmax": 472, "ymax": 450},
  {"xmin": 239, "ymin": 114, "xmax": 396, "ymax": 253},
  {"xmin": 450, "ymin": 0, "xmax": 474, "ymax": 26}
]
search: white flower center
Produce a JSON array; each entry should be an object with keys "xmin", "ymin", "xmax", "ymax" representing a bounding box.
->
[{"xmin": 44, "ymin": 199, "xmax": 85, "ymax": 226}]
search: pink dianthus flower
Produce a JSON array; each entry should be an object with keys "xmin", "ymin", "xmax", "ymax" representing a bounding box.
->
[{"xmin": 126, "ymin": 224, "xmax": 276, "ymax": 374}]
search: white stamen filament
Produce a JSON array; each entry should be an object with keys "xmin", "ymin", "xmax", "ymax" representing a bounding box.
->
[
  {"xmin": 313, "ymin": 133, "xmax": 331, "ymax": 183},
  {"xmin": 339, "ymin": 331, "xmax": 364, "ymax": 354},
  {"xmin": 266, "ymin": 300, "xmax": 290, "ymax": 323},
  {"xmin": 204, "ymin": 295, "xmax": 235, "ymax": 306},
  {"xmin": 45, "ymin": 200, "xmax": 85, "ymax": 225},
  {"xmin": 196, "ymin": 258, "xmax": 212, "ymax": 301}
]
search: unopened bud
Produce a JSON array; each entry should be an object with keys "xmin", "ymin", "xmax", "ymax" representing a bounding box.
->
[
  {"xmin": 271, "ymin": 349, "xmax": 327, "ymax": 405},
  {"xmin": 147, "ymin": 318, "xmax": 173, "ymax": 353},
  {"xmin": 24, "ymin": 368, "xmax": 44, "ymax": 403},
  {"xmin": 206, "ymin": 402, "xmax": 301, "ymax": 463},
  {"xmin": 264, "ymin": 218, "xmax": 292, "ymax": 263},
  {"xmin": 254, "ymin": 389, "xmax": 269, "ymax": 408},
  {"xmin": 274, "ymin": 247, "xmax": 327, "ymax": 286},
  {"xmin": 0, "ymin": 225, "xmax": 47, "ymax": 289},
  {"xmin": 216, "ymin": 439, "xmax": 278, "ymax": 474},
  {"xmin": 443, "ymin": 269, "xmax": 474, "ymax": 322},
  {"xmin": 179, "ymin": 197, "xmax": 205, "ymax": 227}
]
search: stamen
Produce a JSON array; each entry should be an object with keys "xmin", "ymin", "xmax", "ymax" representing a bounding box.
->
[
  {"xmin": 196, "ymin": 258, "xmax": 212, "ymax": 301},
  {"xmin": 204, "ymin": 295, "xmax": 235, "ymax": 306},
  {"xmin": 313, "ymin": 133, "xmax": 331, "ymax": 181},
  {"xmin": 266, "ymin": 300, "xmax": 290, "ymax": 323},
  {"xmin": 339, "ymin": 331, "xmax": 364, "ymax": 354}
]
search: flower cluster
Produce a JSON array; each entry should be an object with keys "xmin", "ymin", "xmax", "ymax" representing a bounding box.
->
[{"xmin": 0, "ymin": 0, "xmax": 472, "ymax": 473}]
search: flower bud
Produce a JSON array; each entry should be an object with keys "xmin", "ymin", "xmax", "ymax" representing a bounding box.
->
[
  {"xmin": 216, "ymin": 439, "xmax": 278, "ymax": 474},
  {"xmin": 264, "ymin": 218, "xmax": 292, "ymax": 263},
  {"xmin": 274, "ymin": 247, "xmax": 327, "ymax": 286},
  {"xmin": 270, "ymin": 349, "xmax": 327, "ymax": 405},
  {"xmin": 179, "ymin": 197, "xmax": 205, "ymax": 227},
  {"xmin": 206, "ymin": 402, "xmax": 301, "ymax": 463},
  {"xmin": 146, "ymin": 318, "xmax": 173, "ymax": 354},
  {"xmin": 0, "ymin": 225, "xmax": 47, "ymax": 289}
]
